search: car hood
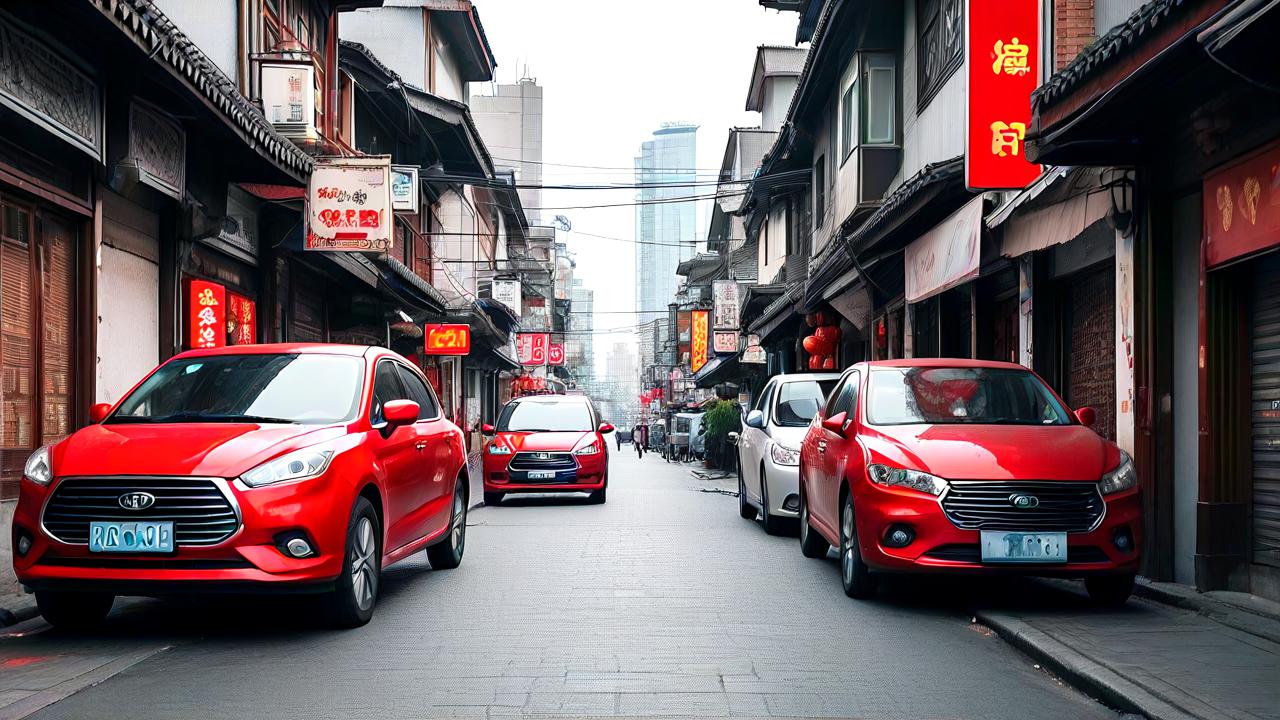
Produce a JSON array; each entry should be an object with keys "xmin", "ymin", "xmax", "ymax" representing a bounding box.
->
[
  {"xmin": 860, "ymin": 423, "xmax": 1122, "ymax": 482},
  {"xmin": 51, "ymin": 422, "xmax": 348, "ymax": 479},
  {"xmin": 766, "ymin": 425, "xmax": 810, "ymax": 450},
  {"xmin": 498, "ymin": 431, "xmax": 593, "ymax": 452}
]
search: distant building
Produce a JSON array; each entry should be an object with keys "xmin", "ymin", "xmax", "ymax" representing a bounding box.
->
[
  {"xmin": 472, "ymin": 78, "xmax": 544, "ymax": 224},
  {"xmin": 567, "ymin": 278, "xmax": 595, "ymax": 382},
  {"xmin": 635, "ymin": 124, "xmax": 698, "ymax": 326}
]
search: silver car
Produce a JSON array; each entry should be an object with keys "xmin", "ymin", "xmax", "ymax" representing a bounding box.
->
[{"xmin": 732, "ymin": 373, "xmax": 841, "ymax": 534}]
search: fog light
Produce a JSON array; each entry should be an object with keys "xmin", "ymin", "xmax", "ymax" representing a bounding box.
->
[
  {"xmin": 15, "ymin": 528, "xmax": 33, "ymax": 557},
  {"xmin": 1112, "ymin": 527, "xmax": 1134, "ymax": 553},
  {"xmin": 782, "ymin": 494, "xmax": 800, "ymax": 512},
  {"xmin": 883, "ymin": 524, "xmax": 915, "ymax": 548},
  {"xmin": 285, "ymin": 537, "xmax": 313, "ymax": 558}
]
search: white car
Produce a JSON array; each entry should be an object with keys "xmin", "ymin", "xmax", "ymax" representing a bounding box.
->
[{"xmin": 733, "ymin": 373, "xmax": 841, "ymax": 534}]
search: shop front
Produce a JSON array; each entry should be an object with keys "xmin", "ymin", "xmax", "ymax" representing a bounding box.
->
[{"xmin": 902, "ymin": 196, "xmax": 986, "ymax": 360}]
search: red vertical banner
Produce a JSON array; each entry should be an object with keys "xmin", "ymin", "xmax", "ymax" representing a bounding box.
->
[
  {"xmin": 966, "ymin": 0, "xmax": 1042, "ymax": 190},
  {"xmin": 187, "ymin": 278, "xmax": 226, "ymax": 349},
  {"xmin": 227, "ymin": 293, "xmax": 257, "ymax": 345},
  {"xmin": 690, "ymin": 310, "xmax": 710, "ymax": 373},
  {"xmin": 516, "ymin": 333, "xmax": 549, "ymax": 365},
  {"xmin": 548, "ymin": 343, "xmax": 565, "ymax": 366}
]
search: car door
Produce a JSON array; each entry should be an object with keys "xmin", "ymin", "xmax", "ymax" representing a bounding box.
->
[
  {"xmin": 812, "ymin": 371, "xmax": 858, "ymax": 534},
  {"xmin": 819, "ymin": 369, "xmax": 861, "ymax": 525},
  {"xmin": 741, "ymin": 381, "xmax": 775, "ymax": 504},
  {"xmin": 395, "ymin": 363, "xmax": 454, "ymax": 542},
  {"xmin": 369, "ymin": 360, "xmax": 425, "ymax": 552}
]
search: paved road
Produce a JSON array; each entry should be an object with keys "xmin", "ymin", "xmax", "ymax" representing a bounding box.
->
[{"xmin": 4, "ymin": 448, "xmax": 1118, "ymax": 719}]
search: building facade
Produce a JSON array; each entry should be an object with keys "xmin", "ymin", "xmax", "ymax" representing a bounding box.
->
[{"xmin": 471, "ymin": 78, "xmax": 545, "ymax": 225}]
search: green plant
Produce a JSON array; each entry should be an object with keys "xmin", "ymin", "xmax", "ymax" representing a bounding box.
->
[{"xmin": 702, "ymin": 400, "xmax": 742, "ymax": 469}]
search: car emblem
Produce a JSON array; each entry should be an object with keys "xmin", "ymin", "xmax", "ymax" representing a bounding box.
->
[
  {"xmin": 532, "ymin": 452, "xmax": 550, "ymax": 460},
  {"xmin": 118, "ymin": 492, "xmax": 156, "ymax": 510},
  {"xmin": 1009, "ymin": 494, "xmax": 1040, "ymax": 509}
]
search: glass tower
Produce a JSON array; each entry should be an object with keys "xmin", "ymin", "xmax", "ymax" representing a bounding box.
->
[{"xmin": 635, "ymin": 124, "xmax": 697, "ymax": 325}]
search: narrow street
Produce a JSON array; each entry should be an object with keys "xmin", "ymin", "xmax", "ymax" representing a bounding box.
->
[{"xmin": 3, "ymin": 450, "xmax": 1116, "ymax": 719}]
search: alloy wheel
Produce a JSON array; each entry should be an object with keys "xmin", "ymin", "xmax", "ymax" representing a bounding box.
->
[
  {"xmin": 450, "ymin": 492, "xmax": 466, "ymax": 557},
  {"xmin": 801, "ymin": 497, "xmax": 810, "ymax": 544},
  {"xmin": 350, "ymin": 516, "xmax": 378, "ymax": 612},
  {"xmin": 841, "ymin": 501, "xmax": 855, "ymax": 586}
]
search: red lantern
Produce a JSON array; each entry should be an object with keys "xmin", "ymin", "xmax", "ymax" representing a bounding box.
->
[
  {"xmin": 822, "ymin": 357, "xmax": 836, "ymax": 370},
  {"xmin": 815, "ymin": 325, "xmax": 841, "ymax": 342},
  {"xmin": 801, "ymin": 335, "xmax": 821, "ymax": 354},
  {"xmin": 808, "ymin": 355, "xmax": 822, "ymax": 370}
]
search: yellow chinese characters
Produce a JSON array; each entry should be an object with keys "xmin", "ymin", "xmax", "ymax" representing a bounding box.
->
[
  {"xmin": 992, "ymin": 37, "xmax": 1030, "ymax": 76},
  {"xmin": 990, "ymin": 121, "xmax": 1027, "ymax": 157}
]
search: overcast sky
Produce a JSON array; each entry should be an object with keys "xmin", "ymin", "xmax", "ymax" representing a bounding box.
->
[{"xmin": 472, "ymin": 1, "xmax": 800, "ymax": 375}]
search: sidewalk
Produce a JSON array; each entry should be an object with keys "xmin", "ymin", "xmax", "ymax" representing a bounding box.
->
[{"xmin": 976, "ymin": 579, "xmax": 1280, "ymax": 720}]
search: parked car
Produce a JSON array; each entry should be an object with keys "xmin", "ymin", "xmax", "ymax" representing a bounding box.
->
[
  {"xmin": 732, "ymin": 373, "xmax": 840, "ymax": 534},
  {"xmin": 797, "ymin": 359, "xmax": 1142, "ymax": 605},
  {"xmin": 481, "ymin": 395, "xmax": 612, "ymax": 505},
  {"xmin": 11, "ymin": 344, "xmax": 470, "ymax": 629}
]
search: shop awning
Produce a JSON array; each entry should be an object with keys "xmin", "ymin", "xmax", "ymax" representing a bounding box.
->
[
  {"xmin": 996, "ymin": 168, "xmax": 1113, "ymax": 258},
  {"xmin": 368, "ymin": 254, "xmax": 448, "ymax": 315},
  {"xmin": 693, "ymin": 354, "xmax": 741, "ymax": 389},
  {"xmin": 749, "ymin": 281, "xmax": 804, "ymax": 341},
  {"xmin": 905, "ymin": 195, "xmax": 985, "ymax": 304}
]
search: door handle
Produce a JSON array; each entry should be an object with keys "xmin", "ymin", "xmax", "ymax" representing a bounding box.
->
[
  {"xmin": 415, "ymin": 441, "xmax": 428, "ymax": 451},
  {"xmin": 817, "ymin": 440, "xmax": 827, "ymax": 454}
]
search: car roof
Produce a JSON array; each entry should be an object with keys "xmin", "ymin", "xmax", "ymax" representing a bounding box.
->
[
  {"xmin": 769, "ymin": 372, "xmax": 842, "ymax": 382},
  {"xmin": 858, "ymin": 358, "xmax": 1029, "ymax": 370},
  {"xmin": 508, "ymin": 394, "xmax": 590, "ymax": 404},
  {"xmin": 171, "ymin": 343, "xmax": 384, "ymax": 361}
]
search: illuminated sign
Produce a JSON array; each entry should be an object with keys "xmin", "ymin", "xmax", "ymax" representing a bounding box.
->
[
  {"xmin": 424, "ymin": 324, "xmax": 471, "ymax": 355},
  {"xmin": 227, "ymin": 292, "xmax": 256, "ymax": 345},
  {"xmin": 690, "ymin": 310, "xmax": 710, "ymax": 373},
  {"xmin": 966, "ymin": 0, "xmax": 1041, "ymax": 190},
  {"xmin": 187, "ymin": 278, "xmax": 225, "ymax": 349}
]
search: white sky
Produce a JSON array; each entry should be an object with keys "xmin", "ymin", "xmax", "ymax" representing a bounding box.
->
[{"xmin": 472, "ymin": 1, "xmax": 799, "ymax": 375}]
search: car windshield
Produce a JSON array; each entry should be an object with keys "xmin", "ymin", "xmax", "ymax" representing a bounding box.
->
[
  {"xmin": 110, "ymin": 354, "xmax": 364, "ymax": 425},
  {"xmin": 774, "ymin": 379, "xmax": 839, "ymax": 427},
  {"xmin": 498, "ymin": 400, "xmax": 593, "ymax": 432},
  {"xmin": 866, "ymin": 367, "xmax": 1072, "ymax": 426}
]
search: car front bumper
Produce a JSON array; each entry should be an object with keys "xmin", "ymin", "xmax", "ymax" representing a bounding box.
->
[
  {"xmin": 482, "ymin": 451, "xmax": 607, "ymax": 494},
  {"xmin": 762, "ymin": 456, "xmax": 801, "ymax": 517}
]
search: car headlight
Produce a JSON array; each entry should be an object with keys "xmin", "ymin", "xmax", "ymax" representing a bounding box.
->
[
  {"xmin": 1098, "ymin": 451, "xmax": 1136, "ymax": 495},
  {"xmin": 240, "ymin": 447, "xmax": 334, "ymax": 488},
  {"xmin": 769, "ymin": 442, "xmax": 800, "ymax": 466},
  {"xmin": 23, "ymin": 445, "xmax": 53, "ymax": 486},
  {"xmin": 575, "ymin": 442, "xmax": 601, "ymax": 456},
  {"xmin": 486, "ymin": 442, "xmax": 512, "ymax": 455},
  {"xmin": 867, "ymin": 464, "xmax": 948, "ymax": 496}
]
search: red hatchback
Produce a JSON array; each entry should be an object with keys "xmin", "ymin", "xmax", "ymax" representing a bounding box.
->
[
  {"xmin": 11, "ymin": 344, "xmax": 469, "ymax": 629},
  {"xmin": 481, "ymin": 395, "xmax": 612, "ymax": 505},
  {"xmin": 798, "ymin": 360, "xmax": 1142, "ymax": 605}
]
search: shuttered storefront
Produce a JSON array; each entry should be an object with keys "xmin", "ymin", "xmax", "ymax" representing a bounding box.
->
[
  {"xmin": 1251, "ymin": 252, "xmax": 1280, "ymax": 568},
  {"xmin": 1065, "ymin": 261, "xmax": 1116, "ymax": 440}
]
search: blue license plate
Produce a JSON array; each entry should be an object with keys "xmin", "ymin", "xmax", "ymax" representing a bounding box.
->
[
  {"xmin": 89, "ymin": 521, "xmax": 175, "ymax": 553},
  {"xmin": 980, "ymin": 530, "xmax": 1067, "ymax": 563},
  {"xmin": 527, "ymin": 471, "xmax": 556, "ymax": 480}
]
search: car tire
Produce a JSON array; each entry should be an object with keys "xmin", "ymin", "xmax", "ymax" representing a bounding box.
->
[
  {"xmin": 588, "ymin": 485, "xmax": 607, "ymax": 504},
  {"xmin": 35, "ymin": 591, "xmax": 114, "ymax": 630},
  {"xmin": 799, "ymin": 490, "xmax": 830, "ymax": 559},
  {"xmin": 426, "ymin": 477, "xmax": 467, "ymax": 570},
  {"xmin": 759, "ymin": 465, "xmax": 783, "ymax": 536},
  {"xmin": 737, "ymin": 456, "xmax": 756, "ymax": 519},
  {"xmin": 483, "ymin": 491, "xmax": 504, "ymax": 506},
  {"xmin": 1085, "ymin": 574, "xmax": 1135, "ymax": 607},
  {"xmin": 839, "ymin": 493, "xmax": 876, "ymax": 599},
  {"xmin": 323, "ymin": 496, "xmax": 381, "ymax": 628}
]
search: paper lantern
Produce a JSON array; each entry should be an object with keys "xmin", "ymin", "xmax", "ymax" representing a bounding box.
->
[
  {"xmin": 802, "ymin": 335, "xmax": 821, "ymax": 354},
  {"xmin": 808, "ymin": 355, "xmax": 823, "ymax": 370},
  {"xmin": 815, "ymin": 325, "xmax": 841, "ymax": 342},
  {"xmin": 822, "ymin": 357, "xmax": 836, "ymax": 369}
]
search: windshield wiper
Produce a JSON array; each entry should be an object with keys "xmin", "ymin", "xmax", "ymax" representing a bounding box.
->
[{"xmin": 125, "ymin": 412, "xmax": 300, "ymax": 425}]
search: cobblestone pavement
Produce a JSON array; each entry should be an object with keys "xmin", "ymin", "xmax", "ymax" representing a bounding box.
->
[{"xmin": 8, "ymin": 450, "xmax": 1120, "ymax": 719}]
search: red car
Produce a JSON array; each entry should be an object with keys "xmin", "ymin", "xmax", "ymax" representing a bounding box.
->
[
  {"xmin": 798, "ymin": 359, "xmax": 1142, "ymax": 605},
  {"xmin": 11, "ymin": 344, "xmax": 469, "ymax": 629},
  {"xmin": 481, "ymin": 395, "xmax": 612, "ymax": 505}
]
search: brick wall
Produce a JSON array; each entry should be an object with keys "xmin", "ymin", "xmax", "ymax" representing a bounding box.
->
[{"xmin": 1054, "ymin": 0, "xmax": 1096, "ymax": 71}]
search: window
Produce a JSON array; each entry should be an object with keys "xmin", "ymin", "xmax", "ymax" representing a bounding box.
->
[
  {"xmin": 825, "ymin": 372, "xmax": 859, "ymax": 423},
  {"xmin": 917, "ymin": 0, "xmax": 963, "ymax": 110},
  {"xmin": 822, "ymin": 374, "xmax": 852, "ymax": 418},
  {"xmin": 862, "ymin": 53, "xmax": 896, "ymax": 144},
  {"xmin": 814, "ymin": 156, "xmax": 826, "ymax": 229},
  {"xmin": 753, "ymin": 382, "xmax": 775, "ymax": 414},
  {"xmin": 773, "ymin": 380, "xmax": 840, "ymax": 427},
  {"xmin": 497, "ymin": 399, "xmax": 594, "ymax": 432},
  {"xmin": 840, "ymin": 82, "xmax": 856, "ymax": 160},
  {"xmin": 866, "ymin": 367, "xmax": 1072, "ymax": 426},
  {"xmin": 370, "ymin": 360, "xmax": 407, "ymax": 426},
  {"xmin": 395, "ymin": 364, "xmax": 440, "ymax": 419}
]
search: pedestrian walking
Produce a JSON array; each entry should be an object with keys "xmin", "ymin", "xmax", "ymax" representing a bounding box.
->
[
  {"xmin": 615, "ymin": 431, "xmax": 622, "ymax": 450},
  {"xmin": 634, "ymin": 423, "xmax": 647, "ymax": 458}
]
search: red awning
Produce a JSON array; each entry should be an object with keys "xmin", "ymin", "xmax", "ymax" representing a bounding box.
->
[{"xmin": 238, "ymin": 183, "xmax": 305, "ymax": 201}]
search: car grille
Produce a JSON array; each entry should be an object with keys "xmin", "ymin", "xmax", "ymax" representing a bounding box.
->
[
  {"xmin": 43, "ymin": 477, "xmax": 240, "ymax": 546},
  {"xmin": 923, "ymin": 544, "xmax": 1110, "ymax": 564},
  {"xmin": 508, "ymin": 452, "xmax": 577, "ymax": 472},
  {"xmin": 941, "ymin": 481, "xmax": 1104, "ymax": 533}
]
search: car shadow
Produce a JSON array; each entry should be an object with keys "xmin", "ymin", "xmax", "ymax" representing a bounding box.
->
[{"xmin": 490, "ymin": 493, "xmax": 598, "ymax": 507}]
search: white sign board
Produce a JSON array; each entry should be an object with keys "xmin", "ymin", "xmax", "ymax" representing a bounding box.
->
[
  {"xmin": 713, "ymin": 331, "xmax": 738, "ymax": 354},
  {"xmin": 712, "ymin": 280, "xmax": 741, "ymax": 330},
  {"xmin": 905, "ymin": 195, "xmax": 984, "ymax": 303},
  {"xmin": 306, "ymin": 157, "xmax": 393, "ymax": 252},
  {"xmin": 492, "ymin": 279, "xmax": 522, "ymax": 317},
  {"xmin": 391, "ymin": 166, "xmax": 419, "ymax": 213},
  {"xmin": 260, "ymin": 63, "xmax": 314, "ymax": 128},
  {"xmin": 741, "ymin": 334, "xmax": 766, "ymax": 364}
]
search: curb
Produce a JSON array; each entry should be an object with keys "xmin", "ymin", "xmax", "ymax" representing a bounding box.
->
[
  {"xmin": 1133, "ymin": 579, "xmax": 1280, "ymax": 645},
  {"xmin": 0, "ymin": 595, "xmax": 40, "ymax": 628},
  {"xmin": 975, "ymin": 609, "xmax": 1202, "ymax": 720}
]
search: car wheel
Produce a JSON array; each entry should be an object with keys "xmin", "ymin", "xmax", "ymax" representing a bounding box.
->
[
  {"xmin": 323, "ymin": 496, "xmax": 381, "ymax": 628},
  {"xmin": 35, "ymin": 591, "xmax": 114, "ymax": 630},
  {"xmin": 760, "ymin": 465, "xmax": 783, "ymax": 536},
  {"xmin": 589, "ymin": 485, "xmax": 607, "ymax": 504},
  {"xmin": 483, "ymin": 491, "xmax": 504, "ymax": 506},
  {"xmin": 839, "ymin": 493, "xmax": 876, "ymax": 599},
  {"xmin": 737, "ymin": 456, "xmax": 756, "ymax": 519},
  {"xmin": 426, "ymin": 477, "xmax": 467, "ymax": 570},
  {"xmin": 799, "ymin": 490, "xmax": 830, "ymax": 559},
  {"xmin": 1085, "ymin": 574, "xmax": 1135, "ymax": 607}
]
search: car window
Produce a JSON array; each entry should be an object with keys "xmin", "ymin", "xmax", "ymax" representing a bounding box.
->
[
  {"xmin": 498, "ymin": 400, "xmax": 594, "ymax": 432},
  {"xmin": 370, "ymin": 361, "xmax": 407, "ymax": 426},
  {"xmin": 827, "ymin": 372, "xmax": 859, "ymax": 419},
  {"xmin": 773, "ymin": 379, "xmax": 840, "ymax": 427},
  {"xmin": 822, "ymin": 374, "xmax": 852, "ymax": 418},
  {"xmin": 395, "ymin": 364, "xmax": 439, "ymax": 419},
  {"xmin": 754, "ymin": 382, "xmax": 775, "ymax": 420}
]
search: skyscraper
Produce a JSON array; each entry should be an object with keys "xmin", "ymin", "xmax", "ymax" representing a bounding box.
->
[{"xmin": 635, "ymin": 124, "xmax": 698, "ymax": 325}]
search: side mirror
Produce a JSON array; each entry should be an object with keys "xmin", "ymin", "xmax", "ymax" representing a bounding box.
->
[
  {"xmin": 90, "ymin": 402, "xmax": 112, "ymax": 424},
  {"xmin": 727, "ymin": 431, "xmax": 740, "ymax": 446},
  {"xmin": 481, "ymin": 423, "xmax": 496, "ymax": 436},
  {"xmin": 599, "ymin": 422, "xmax": 615, "ymax": 434},
  {"xmin": 383, "ymin": 399, "xmax": 420, "ymax": 429},
  {"xmin": 822, "ymin": 411, "xmax": 849, "ymax": 436},
  {"xmin": 1075, "ymin": 407, "xmax": 1097, "ymax": 428},
  {"xmin": 745, "ymin": 410, "xmax": 765, "ymax": 429}
]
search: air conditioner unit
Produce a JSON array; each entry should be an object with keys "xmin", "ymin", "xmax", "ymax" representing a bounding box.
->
[{"xmin": 260, "ymin": 62, "xmax": 318, "ymax": 141}]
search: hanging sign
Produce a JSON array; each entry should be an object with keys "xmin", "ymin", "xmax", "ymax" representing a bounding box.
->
[
  {"xmin": 227, "ymin": 292, "xmax": 257, "ymax": 345},
  {"xmin": 424, "ymin": 323, "xmax": 471, "ymax": 355},
  {"xmin": 390, "ymin": 165, "xmax": 420, "ymax": 213},
  {"xmin": 1203, "ymin": 139, "xmax": 1280, "ymax": 268},
  {"xmin": 187, "ymin": 278, "xmax": 226, "ymax": 350},
  {"xmin": 548, "ymin": 343, "xmax": 566, "ymax": 366},
  {"xmin": 690, "ymin": 310, "xmax": 710, "ymax": 373},
  {"xmin": 966, "ymin": 0, "xmax": 1042, "ymax": 190},
  {"xmin": 516, "ymin": 333, "xmax": 549, "ymax": 365},
  {"xmin": 742, "ymin": 334, "xmax": 766, "ymax": 364},
  {"xmin": 905, "ymin": 196, "xmax": 985, "ymax": 303},
  {"xmin": 492, "ymin": 279, "xmax": 522, "ymax": 316},
  {"xmin": 712, "ymin": 280, "xmax": 741, "ymax": 330},
  {"xmin": 713, "ymin": 331, "xmax": 738, "ymax": 354},
  {"xmin": 307, "ymin": 156, "xmax": 393, "ymax": 252}
]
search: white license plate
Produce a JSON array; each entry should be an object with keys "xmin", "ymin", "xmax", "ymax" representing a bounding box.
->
[
  {"xmin": 89, "ymin": 521, "xmax": 175, "ymax": 553},
  {"xmin": 527, "ymin": 471, "xmax": 556, "ymax": 480},
  {"xmin": 980, "ymin": 530, "xmax": 1067, "ymax": 563}
]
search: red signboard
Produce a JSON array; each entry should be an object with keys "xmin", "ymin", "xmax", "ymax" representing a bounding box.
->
[
  {"xmin": 1204, "ymin": 139, "xmax": 1280, "ymax": 268},
  {"xmin": 187, "ymin": 278, "xmax": 226, "ymax": 349},
  {"xmin": 966, "ymin": 0, "xmax": 1042, "ymax": 190},
  {"xmin": 227, "ymin": 293, "xmax": 257, "ymax": 345},
  {"xmin": 516, "ymin": 333, "xmax": 549, "ymax": 365},
  {"xmin": 548, "ymin": 342, "xmax": 565, "ymax": 366},
  {"xmin": 690, "ymin": 310, "xmax": 710, "ymax": 373},
  {"xmin": 424, "ymin": 323, "xmax": 471, "ymax": 355}
]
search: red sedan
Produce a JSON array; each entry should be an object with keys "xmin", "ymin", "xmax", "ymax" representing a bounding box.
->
[
  {"xmin": 798, "ymin": 359, "xmax": 1142, "ymax": 605},
  {"xmin": 12, "ymin": 344, "xmax": 469, "ymax": 629},
  {"xmin": 481, "ymin": 395, "xmax": 612, "ymax": 505}
]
